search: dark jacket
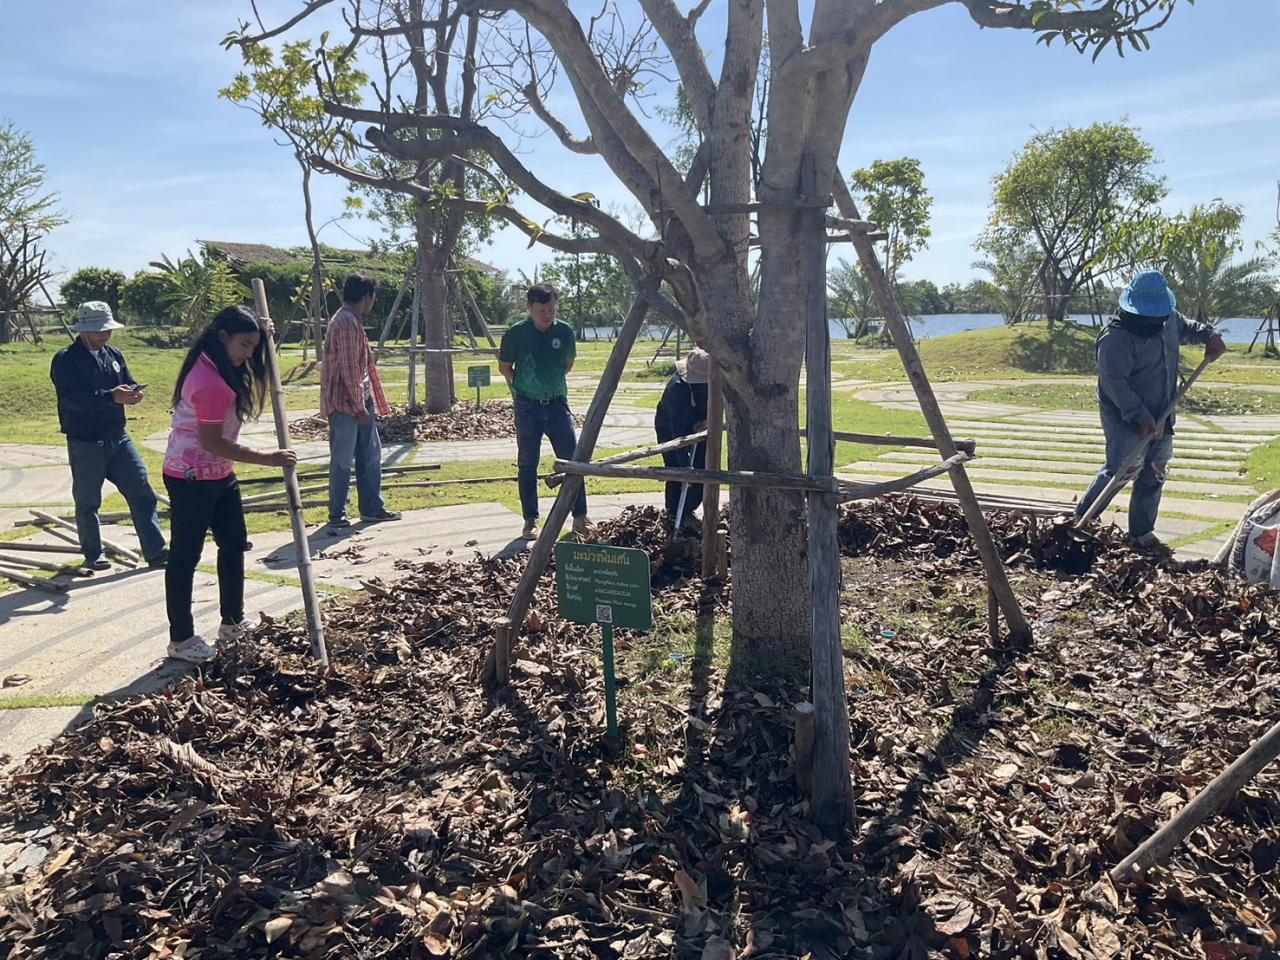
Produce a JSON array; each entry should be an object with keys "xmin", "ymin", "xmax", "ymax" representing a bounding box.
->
[
  {"xmin": 654, "ymin": 373, "xmax": 708, "ymax": 441},
  {"xmin": 1095, "ymin": 310, "xmax": 1214, "ymax": 435},
  {"xmin": 50, "ymin": 339, "xmax": 134, "ymax": 441}
]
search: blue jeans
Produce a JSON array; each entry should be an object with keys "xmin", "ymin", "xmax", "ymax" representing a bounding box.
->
[
  {"xmin": 1075, "ymin": 425, "xmax": 1174, "ymax": 538},
  {"xmin": 66, "ymin": 434, "xmax": 167, "ymax": 564},
  {"xmin": 328, "ymin": 395, "xmax": 385, "ymax": 522},
  {"xmin": 514, "ymin": 395, "xmax": 586, "ymax": 520}
]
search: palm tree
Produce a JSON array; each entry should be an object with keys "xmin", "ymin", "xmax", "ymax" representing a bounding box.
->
[
  {"xmin": 1159, "ymin": 202, "xmax": 1275, "ymax": 325},
  {"xmin": 150, "ymin": 249, "xmax": 249, "ymax": 333}
]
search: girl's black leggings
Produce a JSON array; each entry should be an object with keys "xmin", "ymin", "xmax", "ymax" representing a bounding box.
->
[{"xmin": 163, "ymin": 474, "xmax": 247, "ymax": 644}]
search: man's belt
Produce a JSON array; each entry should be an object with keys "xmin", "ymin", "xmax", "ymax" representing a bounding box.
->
[{"xmin": 518, "ymin": 394, "xmax": 566, "ymax": 405}]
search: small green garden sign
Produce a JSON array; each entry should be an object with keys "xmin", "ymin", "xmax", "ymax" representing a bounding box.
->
[
  {"xmin": 555, "ymin": 542, "xmax": 652, "ymax": 737},
  {"xmin": 467, "ymin": 365, "xmax": 491, "ymax": 387}
]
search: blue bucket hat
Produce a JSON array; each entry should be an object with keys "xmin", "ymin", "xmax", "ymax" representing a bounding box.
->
[{"xmin": 1118, "ymin": 269, "xmax": 1176, "ymax": 319}]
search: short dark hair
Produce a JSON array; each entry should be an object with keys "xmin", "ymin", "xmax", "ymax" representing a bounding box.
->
[
  {"xmin": 343, "ymin": 273, "xmax": 377, "ymax": 303},
  {"xmin": 527, "ymin": 283, "xmax": 558, "ymax": 305}
]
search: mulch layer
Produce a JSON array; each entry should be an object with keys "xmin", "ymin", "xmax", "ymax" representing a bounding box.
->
[
  {"xmin": 0, "ymin": 499, "xmax": 1276, "ymax": 959},
  {"xmin": 290, "ymin": 402, "xmax": 584, "ymax": 445}
]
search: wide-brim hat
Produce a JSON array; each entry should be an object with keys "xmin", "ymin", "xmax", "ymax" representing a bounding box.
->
[
  {"xmin": 675, "ymin": 348, "xmax": 711, "ymax": 384},
  {"xmin": 71, "ymin": 301, "xmax": 124, "ymax": 333},
  {"xmin": 1118, "ymin": 269, "xmax": 1176, "ymax": 319}
]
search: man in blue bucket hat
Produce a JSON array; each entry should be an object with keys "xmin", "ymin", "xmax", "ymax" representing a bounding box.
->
[{"xmin": 1074, "ymin": 269, "xmax": 1226, "ymax": 548}]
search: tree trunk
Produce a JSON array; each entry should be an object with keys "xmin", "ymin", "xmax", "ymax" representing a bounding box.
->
[
  {"xmin": 299, "ymin": 160, "xmax": 325, "ymax": 363},
  {"xmin": 417, "ymin": 209, "xmax": 454, "ymax": 414}
]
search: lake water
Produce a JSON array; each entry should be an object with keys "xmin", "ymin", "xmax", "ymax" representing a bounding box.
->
[{"xmin": 583, "ymin": 313, "xmax": 1270, "ymax": 345}]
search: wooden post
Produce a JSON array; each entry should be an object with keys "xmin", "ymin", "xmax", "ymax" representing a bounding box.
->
[
  {"xmin": 376, "ymin": 268, "xmax": 413, "ymax": 351},
  {"xmin": 408, "ymin": 250, "xmax": 421, "ymax": 410},
  {"xmin": 793, "ymin": 702, "xmax": 816, "ymax": 795},
  {"xmin": 485, "ymin": 293, "xmax": 652, "ymax": 688},
  {"xmin": 700, "ymin": 366, "xmax": 725, "ymax": 581},
  {"xmin": 0, "ymin": 563, "xmax": 67, "ymax": 594},
  {"xmin": 30, "ymin": 509, "xmax": 139, "ymax": 566},
  {"xmin": 458, "ymin": 269, "xmax": 499, "ymax": 348},
  {"xmin": 832, "ymin": 176, "xmax": 1031, "ymax": 643},
  {"xmin": 252, "ymin": 279, "xmax": 329, "ymax": 668},
  {"xmin": 1109, "ymin": 717, "xmax": 1280, "ymax": 885},
  {"xmin": 802, "ymin": 155, "xmax": 853, "ymax": 831}
]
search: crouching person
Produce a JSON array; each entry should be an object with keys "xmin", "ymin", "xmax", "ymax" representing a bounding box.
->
[
  {"xmin": 161, "ymin": 306, "xmax": 296, "ymax": 662},
  {"xmin": 50, "ymin": 302, "xmax": 168, "ymax": 570},
  {"xmin": 654, "ymin": 348, "xmax": 710, "ymax": 535}
]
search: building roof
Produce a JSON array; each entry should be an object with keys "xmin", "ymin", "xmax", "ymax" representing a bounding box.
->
[{"xmin": 199, "ymin": 240, "xmax": 502, "ymax": 276}]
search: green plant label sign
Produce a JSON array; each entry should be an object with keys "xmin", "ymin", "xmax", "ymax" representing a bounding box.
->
[
  {"xmin": 555, "ymin": 543, "xmax": 652, "ymax": 631},
  {"xmin": 467, "ymin": 365, "xmax": 491, "ymax": 388}
]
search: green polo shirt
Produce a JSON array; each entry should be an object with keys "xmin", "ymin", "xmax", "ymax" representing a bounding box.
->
[{"xmin": 499, "ymin": 318, "xmax": 576, "ymax": 401}]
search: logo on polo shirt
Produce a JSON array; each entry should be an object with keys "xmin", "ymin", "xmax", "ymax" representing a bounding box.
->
[
  {"xmin": 551, "ymin": 338, "xmax": 562, "ymax": 349},
  {"xmin": 112, "ymin": 360, "xmax": 121, "ymax": 373}
]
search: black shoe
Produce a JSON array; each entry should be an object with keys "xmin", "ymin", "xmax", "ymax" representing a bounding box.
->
[
  {"xmin": 361, "ymin": 510, "xmax": 402, "ymax": 523},
  {"xmin": 147, "ymin": 549, "xmax": 169, "ymax": 569},
  {"xmin": 327, "ymin": 518, "xmax": 351, "ymax": 532},
  {"xmin": 85, "ymin": 558, "xmax": 111, "ymax": 571}
]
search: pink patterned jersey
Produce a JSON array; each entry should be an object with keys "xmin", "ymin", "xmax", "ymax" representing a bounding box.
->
[{"xmin": 162, "ymin": 353, "xmax": 241, "ymax": 481}]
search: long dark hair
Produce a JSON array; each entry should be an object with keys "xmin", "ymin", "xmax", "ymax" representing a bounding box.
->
[{"xmin": 172, "ymin": 305, "xmax": 268, "ymax": 422}]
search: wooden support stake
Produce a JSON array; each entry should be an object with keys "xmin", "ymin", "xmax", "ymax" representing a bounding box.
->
[
  {"xmin": 485, "ymin": 293, "xmax": 652, "ymax": 688},
  {"xmin": 0, "ymin": 541, "xmax": 85, "ymax": 555},
  {"xmin": 987, "ymin": 588, "xmax": 1000, "ymax": 645},
  {"xmin": 838, "ymin": 453, "xmax": 973, "ymax": 502},
  {"xmin": 457, "ymin": 267, "xmax": 499, "ymax": 348},
  {"xmin": 553, "ymin": 460, "xmax": 839, "ymax": 494},
  {"xmin": 793, "ymin": 702, "xmax": 816, "ymax": 796},
  {"xmin": 376, "ymin": 268, "xmax": 413, "ymax": 351},
  {"xmin": 253, "ymin": 279, "xmax": 329, "ymax": 668},
  {"xmin": 30, "ymin": 509, "xmax": 140, "ymax": 565},
  {"xmin": 833, "ymin": 175, "xmax": 1031, "ymax": 643},
  {"xmin": 0, "ymin": 553, "xmax": 90, "ymax": 575},
  {"xmin": 805, "ymin": 428, "xmax": 976, "ymax": 455},
  {"xmin": 1109, "ymin": 717, "xmax": 1280, "ymax": 885},
  {"xmin": 545, "ymin": 430, "xmax": 709, "ymax": 487},
  {"xmin": 701, "ymin": 365, "xmax": 725, "ymax": 581},
  {"xmin": 0, "ymin": 563, "xmax": 67, "ymax": 593},
  {"xmin": 802, "ymin": 153, "xmax": 853, "ymax": 832}
]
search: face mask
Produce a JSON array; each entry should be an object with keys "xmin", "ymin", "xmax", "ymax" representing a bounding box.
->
[{"xmin": 1115, "ymin": 310, "xmax": 1168, "ymax": 338}]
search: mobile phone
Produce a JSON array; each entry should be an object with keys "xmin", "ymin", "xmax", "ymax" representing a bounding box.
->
[{"xmin": 132, "ymin": 383, "xmax": 148, "ymax": 390}]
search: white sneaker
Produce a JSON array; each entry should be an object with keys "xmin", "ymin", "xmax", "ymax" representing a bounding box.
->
[
  {"xmin": 217, "ymin": 620, "xmax": 253, "ymax": 643},
  {"xmin": 572, "ymin": 515, "xmax": 591, "ymax": 538},
  {"xmin": 166, "ymin": 636, "xmax": 217, "ymax": 663},
  {"xmin": 521, "ymin": 519, "xmax": 539, "ymax": 540}
]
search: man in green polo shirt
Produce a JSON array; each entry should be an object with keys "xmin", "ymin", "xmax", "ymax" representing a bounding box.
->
[{"xmin": 499, "ymin": 283, "xmax": 590, "ymax": 539}]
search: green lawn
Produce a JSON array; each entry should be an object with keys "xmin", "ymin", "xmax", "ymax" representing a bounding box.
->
[
  {"xmin": 1246, "ymin": 437, "xmax": 1280, "ymax": 490},
  {"xmin": 969, "ymin": 382, "xmax": 1280, "ymax": 416}
]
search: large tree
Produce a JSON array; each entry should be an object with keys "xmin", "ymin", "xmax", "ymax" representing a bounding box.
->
[
  {"xmin": 0, "ymin": 121, "xmax": 65, "ymax": 237},
  {"xmin": 850, "ymin": 156, "xmax": 932, "ymax": 290},
  {"xmin": 983, "ymin": 120, "xmax": 1165, "ymax": 326},
  {"xmin": 235, "ymin": 0, "xmax": 1188, "ymax": 664}
]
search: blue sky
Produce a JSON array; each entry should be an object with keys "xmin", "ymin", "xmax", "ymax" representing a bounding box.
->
[{"xmin": 6, "ymin": 1, "xmax": 1277, "ymax": 295}]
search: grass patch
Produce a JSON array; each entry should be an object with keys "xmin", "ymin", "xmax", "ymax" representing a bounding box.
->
[
  {"xmin": 969, "ymin": 382, "xmax": 1280, "ymax": 416},
  {"xmin": 0, "ymin": 693, "xmax": 96, "ymax": 710},
  {"xmin": 1246, "ymin": 436, "xmax": 1280, "ymax": 489}
]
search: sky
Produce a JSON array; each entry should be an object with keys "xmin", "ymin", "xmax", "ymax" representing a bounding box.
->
[{"xmin": 5, "ymin": 0, "xmax": 1278, "ymax": 296}]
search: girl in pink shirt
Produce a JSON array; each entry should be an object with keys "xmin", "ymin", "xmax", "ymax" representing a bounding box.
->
[{"xmin": 162, "ymin": 306, "xmax": 296, "ymax": 663}]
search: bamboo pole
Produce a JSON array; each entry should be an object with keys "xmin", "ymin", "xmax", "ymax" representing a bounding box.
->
[
  {"xmin": 833, "ymin": 175, "xmax": 1031, "ymax": 643},
  {"xmin": 408, "ymin": 251, "xmax": 421, "ymax": 409},
  {"xmin": 0, "ymin": 563, "xmax": 67, "ymax": 593},
  {"xmin": 701, "ymin": 366, "xmax": 725, "ymax": 581},
  {"xmin": 546, "ymin": 430, "xmax": 708, "ymax": 487},
  {"xmin": 485, "ymin": 293, "xmax": 651, "ymax": 688},
  {"xmin": 553, "ymin": 460, "xmax": 839, "ymax": 493},
  {"xmin": 801, "ymin": 154, "xmax": 853, "ymax": 832},
  {"xmin": 253, "ymin": 278, "xmax": 329, "ymax": 668},
  {"xmin": 838, "ymin": 452, "xmax": 973, "ymax": 502},
  {"xmin": 376, "ymin": 268, "xmax": 413, "ymax": 351},
  {"xmin": 457, "ymin": 268, "xmax": 499, "ymax": 348},
  {"xmin": 805, "ymin": 428, "xmax": 976, "ymax": 455},
  {"xmin": 0, "ymin": 553, "xmax": 90, "ymax": 575},
  {"xmin": 1109, "ymin": 718, "xmax": 1280, "ymax": 885},
  {"xmin": 237, "ymin": 462, "xmax": 442, "ymax": 487},
  {"xmin": 30, "ymin": 509, "xmax": 140, "ymax": 565},
  {"xmin": 0, "ymin": 541, "xmax": 87, "ymax": 555}
]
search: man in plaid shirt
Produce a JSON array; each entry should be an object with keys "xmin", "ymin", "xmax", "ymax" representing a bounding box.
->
[{"xmin": 322, "ymin": 273, "xmax": 400, "ymax": 530}]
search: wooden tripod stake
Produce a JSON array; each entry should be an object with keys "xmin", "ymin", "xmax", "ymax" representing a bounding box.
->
[{"xmin": 252, "ymin": 278, "xmax": 329, "ymax": 667}]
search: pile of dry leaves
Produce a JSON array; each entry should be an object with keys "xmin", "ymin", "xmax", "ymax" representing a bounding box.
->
[
  {"xmin": 290, "ymin": 402, "xmax": 583, "ymax": 444},
  {"xmin": 0, "ymin": 500, "xmax": 1276, "ymax": 959}
]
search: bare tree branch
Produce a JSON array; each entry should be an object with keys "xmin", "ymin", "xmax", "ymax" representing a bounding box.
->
[
  {"xmin": 231, "ymin": 0, "xmax": 339, "ymax": 46},
  {"xmin": 637, "ymin": 0, "xmax": 716, "ymax": 132}
]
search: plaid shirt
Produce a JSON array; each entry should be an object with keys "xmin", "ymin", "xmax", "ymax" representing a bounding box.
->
[{"xmin": 320, "ymin": 306, "xmax": 391, "ymax": 420}]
